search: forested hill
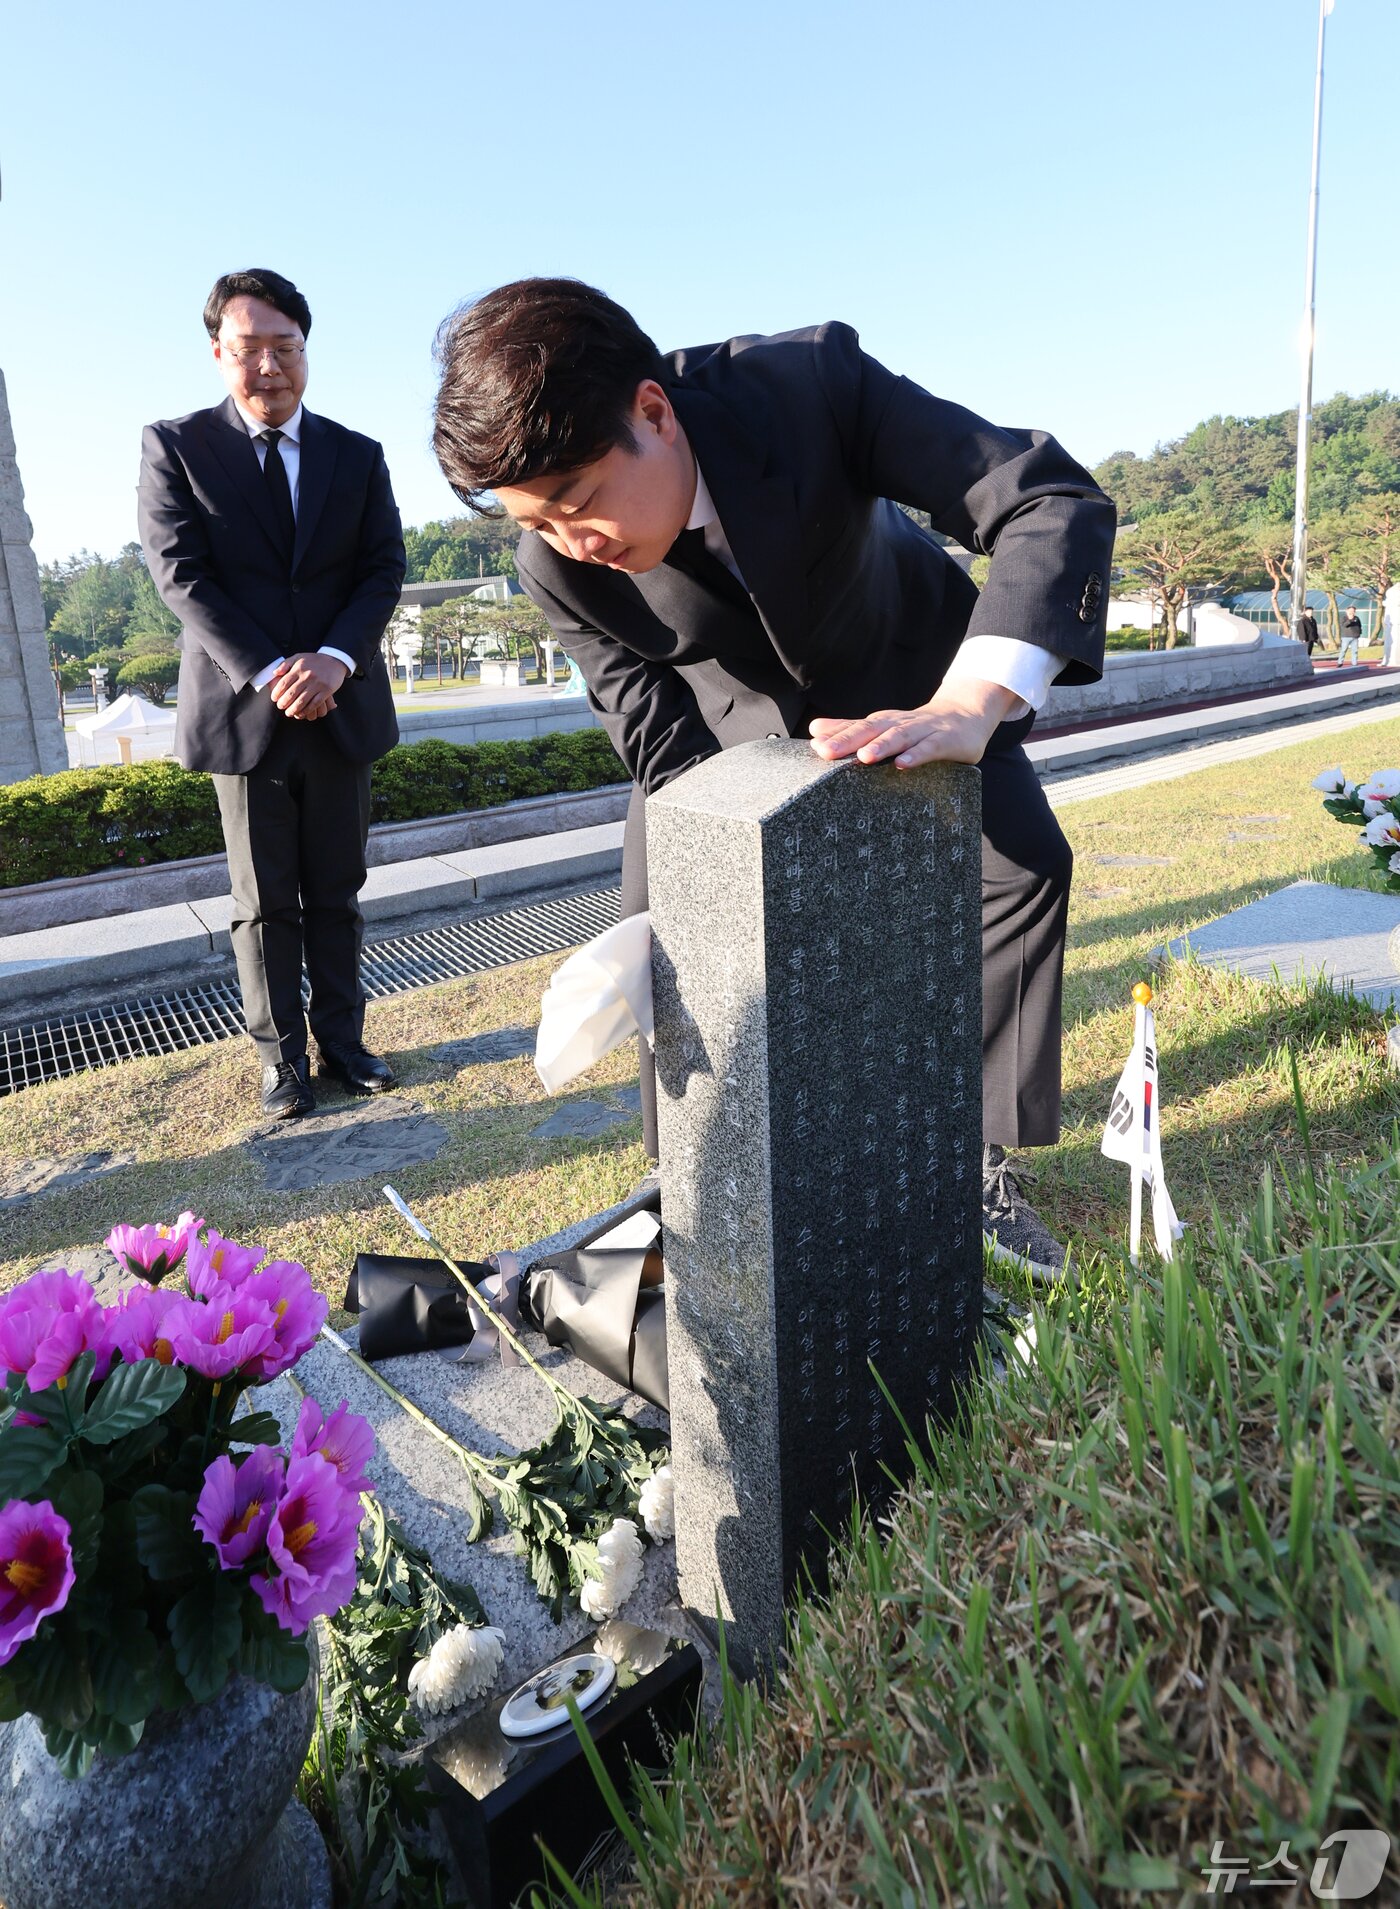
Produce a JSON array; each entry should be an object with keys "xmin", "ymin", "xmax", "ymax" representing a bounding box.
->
[{"xmin": 1093, "ymin": 391, "xmax": 1400, "ymax": 525}]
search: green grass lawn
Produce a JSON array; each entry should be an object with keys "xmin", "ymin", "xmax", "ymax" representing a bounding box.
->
[{"xmin": 3, "ymin": 717, "xmax": 1399, "ymax": 1294}]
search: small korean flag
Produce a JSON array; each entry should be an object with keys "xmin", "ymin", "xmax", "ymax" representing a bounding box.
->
[{"xmin": 1102, "ymin": 982, "xmax": 1184, "ymax": 1264}]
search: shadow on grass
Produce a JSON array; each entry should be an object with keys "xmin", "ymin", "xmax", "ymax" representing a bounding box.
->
[{"xmin": 0, "ymin": 1059, "xmax": 647, "ymax": 1282}]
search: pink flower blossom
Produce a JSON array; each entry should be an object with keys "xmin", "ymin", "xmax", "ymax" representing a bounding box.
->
[
  {"xmin": 166, "ymin": 1288, "xmax": 277, "ymax": 1383},
  {"xmin": 194, "ymin": 1447, "xmax": 286, "ymax": 1569},
  {"xmin": 291, "ymin": 1397, "xmax": 374, "ymax": 1496},
  {"xmin": 106, "ymin": 1284, "xmax": 185, "ymax": 1368},
  {"xmin": 0, "ymin": 1270, "xmax": 112, "ymax": 1392},
  {"xmin": 105, "ymin": 1212, "xmax": 203, "ymax": 1285},
  {"xmin": 237, "ymin": 1261, "xmax": 328, "ymax": 1381},
  {"xmin": 185, "ymin": 1230, "xmax": 265, "ymax": 1298},
  {"xmin": 0, "ymin": 1500, "xmax": 74, "ymax": 1668},
  {"xmin": 251, "ymin": 1453, "xmax": 361, "ymax": 1635}
]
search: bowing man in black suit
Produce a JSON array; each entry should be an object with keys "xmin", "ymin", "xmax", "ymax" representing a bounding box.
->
[
  {"xmin": 138, "ymin": 269, "xmax": 406, "ymax": 1118},
  {"xmin": 431, "ymin": 280, "xmax": 1116, "ymax": 1279}
]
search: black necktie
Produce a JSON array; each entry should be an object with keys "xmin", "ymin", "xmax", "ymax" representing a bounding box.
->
[
  {"xmin": 664, "ymin": 525, "xmax": 749, "ymax": 605},
  {"xmin": 258, "ymin": 429, "xmax": 296, "ymax": 552}
]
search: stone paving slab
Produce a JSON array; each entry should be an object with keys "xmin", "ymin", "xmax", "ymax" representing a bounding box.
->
[
  {"xmin": 245, "ymin": 1094, "xmax": 452, "ymax": 1193},
  {"xmin": 1166, "ymin": 879, "xmax": 1400, "ymax": 1010},
  {"xmin": 531, "ymin": 1088, "xmax": 642, "ymax": 1140},
  {"xmin": 429, "ymin": 1027, "xmax": 536, "ymax": 1068},
  {"xmin": 0, "ymin": 1149, "xmax": 136, "ymax": 1209}
]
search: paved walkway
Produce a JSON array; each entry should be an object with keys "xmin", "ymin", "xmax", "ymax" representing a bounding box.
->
[{"xmin": 1043, "ymin": 692, "xmax": 1400, "ymax": 807}]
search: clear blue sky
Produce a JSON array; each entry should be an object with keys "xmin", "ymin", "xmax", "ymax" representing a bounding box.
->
[{"xmin": 3, "ymin": 0, "xmax": 1396, "ymax": 563}]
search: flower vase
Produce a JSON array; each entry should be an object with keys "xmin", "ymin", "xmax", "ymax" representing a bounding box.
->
[{"xmin": 0, "ymin": 1640, "xmax": 329, "ymax": 1909}]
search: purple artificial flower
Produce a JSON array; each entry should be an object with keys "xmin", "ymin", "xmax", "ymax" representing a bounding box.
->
[
  {"xmin": 0, "ymin": 1270, "xmax": 112, "ymax": 1392},
  {"xmin": 105, "ymin": 1212, "xmax": 203, "ymax": 1285},
  {"xmin": 251, "ymin": 1452, "xmax": 361, "ymax": 1635},
  {"xmin": 106, "ymin": 1284, "xmax": 185, "ymax": 1368},
  {"xmin": 185, "ymin": 1230, "xmax": 266, "ymax": 1298},
  {"xmin": 166, "ymin": 1287, "xmax": 277, "ymax": 1383},
  {"xmin": 291, "ymin": 1396, "xmax": 375, "ymax": 1496},
  {"xmin": 193, "ymin": 1446, "xmax": 287, "ymax": 1569},
  {"xmin": 0, "ymin": 1500, "xmax": 75, "ymax": 1668},
  {"xmin": 237, "ymin": 1261, "xmax": 328, "ymax": 1381}
]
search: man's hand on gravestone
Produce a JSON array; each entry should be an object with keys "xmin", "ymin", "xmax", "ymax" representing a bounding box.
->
[
  {"xmin": 270, "ymin": 652, "xmax": 348, "ymax": 721},
  {"xmin": 808, "ymin": 678, "xmax": 1020, "ymax": 769}
]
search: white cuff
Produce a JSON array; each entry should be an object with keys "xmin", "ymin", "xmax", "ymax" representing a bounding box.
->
[
  {"xmin": 319, "ymin": 647, "xmax": 355, "ymax": 675},
  {"xmin": 942, "ymin": 635, "xmax": 1065, "ymax": 718},
  {"xmin": 251, "ymin": 657, "xmax": 287, "ymax": 692}
]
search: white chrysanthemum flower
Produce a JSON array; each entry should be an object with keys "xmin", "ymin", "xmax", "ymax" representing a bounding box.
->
[
  {"xmin": 579, "ymin": 1518, "xmax": 644, "ymax": 1619},
  {"xmin": 1356, "ymin": 768, "xmax": 1400, "ymax": 803},
  {"xmin": 638, "ymin": 1465, "xmax": 675, "ymax": 1542},
  {"xmin": 407, "ymin": 1624, "xmax": 506, "ymax": 1716},
  {"xmin": 594, "ymin": 1618, "xmax": 670, "ymax": 1676},
  {"xmin": 1363, "ymin": 797, "xmax": 1391, "ymax": 819},
  {"xmin": 1312, "ymin": 767, "xmax": 1348, "ymax": 793},
  {"xmin": 1362, "ymin": 812, "xmax": 1400, "ymax": 850}
]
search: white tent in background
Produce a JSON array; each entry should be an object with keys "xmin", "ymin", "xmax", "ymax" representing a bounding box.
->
[{"xmin": 73, "ymin": 692, "xmax": 177, "ymax": 767}]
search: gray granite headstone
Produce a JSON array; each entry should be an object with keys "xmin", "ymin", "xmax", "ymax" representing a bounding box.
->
[
  {"xmin": 1167, "ymin": 880, "xmax": 1400, "ymax": 1011},
  {"xmin": 647, "ymin": 740, "xmax": 983, "ymax": 1675}
]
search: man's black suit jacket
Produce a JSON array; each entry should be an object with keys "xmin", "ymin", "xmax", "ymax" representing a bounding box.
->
[
  {"xmin": 137, "ymin": 397, "xmax": 405, "ymax": 775},
  {"xmin": 517, "ymin": 322, "xmax": 1117, "ymax": 794}
]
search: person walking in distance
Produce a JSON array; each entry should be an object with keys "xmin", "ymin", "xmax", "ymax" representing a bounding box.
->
[
  {"xmin": 1339, "ymin": 607, "xmax": 1364, "ymax": 666},
  {"xmin": 138, "ymin": 269, "xmax": 405, "ymax": 1117}
]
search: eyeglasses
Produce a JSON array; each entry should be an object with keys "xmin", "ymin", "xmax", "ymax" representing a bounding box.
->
[{"xmin": 220, "ymin": 342, "xmax": 306, "ymax": 368}]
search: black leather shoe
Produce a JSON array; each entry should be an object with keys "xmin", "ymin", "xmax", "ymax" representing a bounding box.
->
[
  {"xmin": 317, "ymin": 1041, "xmax": 396, "ymax": 1094},
  {"xmin": 262, "ymin": 1056, "xmax": 314, "ymax": 1119}
]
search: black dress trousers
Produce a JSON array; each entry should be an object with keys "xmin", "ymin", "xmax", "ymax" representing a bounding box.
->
[
  {"xmin": 212, "ymin": 717, "xmax": 373, "ymax": 1063},
  {"xmin": 621, "ymin": 716, "xmax": 1071, "ymax": 1162}
]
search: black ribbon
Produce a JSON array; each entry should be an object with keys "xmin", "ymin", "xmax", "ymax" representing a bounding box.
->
[{"xmin": 521, "ymin": 1189, "xmax": 669, "ymax": 1412}]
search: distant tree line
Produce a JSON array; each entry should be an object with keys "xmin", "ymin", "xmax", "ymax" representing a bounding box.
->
[
  {"xmin": 42, "ymin": 514, "xmax": 524, "ymax": 705},
  {"xmin": 1095, "ymin": 391, "xmax": 1400, "ymax": 647}
]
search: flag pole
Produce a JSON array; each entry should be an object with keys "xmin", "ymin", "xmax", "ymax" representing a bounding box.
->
[
  {"xmin": 1129, "ymin": 982, "xmax": 1154, "ymax": 1267},
  {"xmin": 1288, "ymin": 0, "xmax": 1334, "ymax": 638}
]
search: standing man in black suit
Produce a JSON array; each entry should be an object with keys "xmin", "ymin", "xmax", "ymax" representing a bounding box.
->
[
  {"xmin": 139, "ymin": 269, "xmax": 406, "ymax": 1117},
  {"xmin": 431, "ymin": 279, "xmax": 1116, "ymax": 1278}
]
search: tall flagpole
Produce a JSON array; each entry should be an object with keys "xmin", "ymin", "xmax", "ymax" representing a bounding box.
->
[{"xmin": 1289, "ymin": 0, "xmax": 1334, "ymax": 638}]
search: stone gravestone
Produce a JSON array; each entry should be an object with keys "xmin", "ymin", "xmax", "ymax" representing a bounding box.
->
[
  {"xmin": 0, "ymin": 367, "xmax": 67, "ymax": 783},
  {"xmin": 648, "ymin": 739, "xmax": 983, "ymax": 1674}
]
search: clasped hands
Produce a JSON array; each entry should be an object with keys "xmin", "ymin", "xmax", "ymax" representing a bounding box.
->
[
  {"xmin": 809, "ymin": 676, "xmax": 1020, "ymax": 769},
  {"xmin": 269, "ymin": 652, "xmax": 347, "ymax": 721}
]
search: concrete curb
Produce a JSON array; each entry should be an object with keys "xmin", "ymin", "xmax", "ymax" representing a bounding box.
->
[{"xmin": 0, "ymin": 824, "xmax": 624, "ymax": 1020}]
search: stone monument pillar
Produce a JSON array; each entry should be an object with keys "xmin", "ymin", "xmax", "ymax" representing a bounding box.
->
[
  {"xmin": 648, "ymin": 739, "xmax": 984, "ymax": 1674},
  {"xmin": 0, "ymin": 369, "xmax": 66, "ymax": 783}
]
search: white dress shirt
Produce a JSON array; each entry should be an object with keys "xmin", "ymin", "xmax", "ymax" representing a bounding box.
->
[
  {"xmin": 688, "ymin": 461, "xmax": 1063, "ymax": 718},
  {"xmin": 234, "ymin": 403, "xmax": 356, "ymax": 692}
]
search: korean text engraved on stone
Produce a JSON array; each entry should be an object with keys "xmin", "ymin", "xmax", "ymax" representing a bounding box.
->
[{"xmin": 647, "ymin": 741, "xmax": 983, "ymax": 1673}]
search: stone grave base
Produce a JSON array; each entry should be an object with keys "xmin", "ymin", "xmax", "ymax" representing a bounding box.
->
[{"xmin": 1165, "ymin": 879, "xmax": 1400, "ymax": 1011}]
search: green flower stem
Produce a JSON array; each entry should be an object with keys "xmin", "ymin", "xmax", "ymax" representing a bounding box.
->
[
  {"xmin": 313, "ymin": 1324, "xmax": 504, "ymax": 1489},
  {"xmin": 381, "ymin": 1185, "xmax": 613, "ymax": 1439}
]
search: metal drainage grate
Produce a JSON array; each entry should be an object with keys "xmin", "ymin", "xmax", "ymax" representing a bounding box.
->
[{"xmin": 0, "ymin": 885, "xmax": 621, "ymax": 1097}]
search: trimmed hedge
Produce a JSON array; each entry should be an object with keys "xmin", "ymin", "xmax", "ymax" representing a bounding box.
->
[{"xmin": 0, "ymin": 731, "xmax": 628, "ymax": 890}]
